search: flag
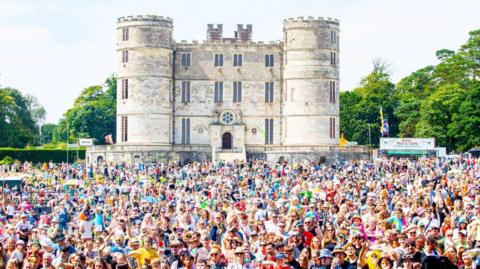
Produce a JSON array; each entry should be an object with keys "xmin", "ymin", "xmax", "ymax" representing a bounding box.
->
[
  {"xmin": 105, "ymin": 134, "xmax": 114, "ymax": 144},
  {"xmin": 380, "ymin": 107, "xmax": 389, "ymax": 137},
  {"xmin": 380, "ymin": 107, "xmax": 385, "ymax": 135},
  {"xmin": 339, "ymin": 133, "xmax": 348, "ymax": 146},
  {"xmin": 383, "ymin": 118, "xmax": 390, "ymax": 137}
]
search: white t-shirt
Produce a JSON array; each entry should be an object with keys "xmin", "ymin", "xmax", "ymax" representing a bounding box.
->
[{"xmin": 80, "ymin": 220, "xmax": 93, "ymax": 239}]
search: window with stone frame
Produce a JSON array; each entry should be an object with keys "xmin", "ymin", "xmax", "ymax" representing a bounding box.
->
[
  {"xmin": 181, "ymin": 118, "xmax": 191, "ymax": 144},
  {"xmin": 265, "ymin": 54, "xmax": 274, "ymax": 67},
  {"xmin": 233, "ymin": 54, "xmax": 243, "ymax": 67},
  {"xmin": 265, "ymin": 118, "xmax": 274, "ymax": 145},
  {"xmin": 214, "ymin": 82, "xmax": 223, "ymax": 103},
  {"xmin": 329, "ymin": 81, "xmax": 336, "ymax": 103},
  {"xmin": 122, "ymin": 50, "xmax": 129, "ymax": 63},
  {"xmin": 121, "ymin": 116, "xmax": 128, "ymax": 142},
  {"xmin": 122, "ymin": 28, "xmax": 129, "ymax": 41},
  {"xmin": 265, "ymin": 82, "xmax": 274, "ymax": 103},
  {"xmin": 181, "ymin": 81, "xmax": 191, "ymax": 103},
  {"xmin": 330, "ymin": 52, "xmax": 337, "ymax": 66},
  {"xmin": 330, "ymin": 30, "xmax": 337, "ymax": 44},
  {"xmin": 214, "ymin": 54, "xmax": 224, "ymax": 67},
  {"xmin": 181, "ymin": 53, "xmax": 191, "ymax": 67},
  {"xmin": 121, "ymin": 79, "xmax": 129, "ymax": 99},
  {"xmin": 233, "ymin": 82, "xmax": 242, "ymax": 102},
  {"xmin": 330, "ymin": 117, "xmax": 336, "ymax": 138}
]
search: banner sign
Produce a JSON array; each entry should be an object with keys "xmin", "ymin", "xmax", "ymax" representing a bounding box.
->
[
  {"xmin": 78, "ymin": 138, "xmax": 94, "ymax": 146},
  {"xmin": 380, "ymin": 138, "xmax": 435, "ymax": 150}
]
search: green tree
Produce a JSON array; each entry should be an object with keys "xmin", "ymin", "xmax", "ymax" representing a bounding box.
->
[
  {"xmin": 0, "ymin": 88, "xmax": 44, "ymax": 147},
  {"xmin": 53, "ymin": 75, "xmax": 116, "ymax": 145},
  {"xmin": 415, "ymin": 84, "xmax": 465, "ymax": 151},
  {"xmin": 340, "ymin": 60, "xmax": 398, "ymax": 147},
  {"xmin": 40, "ymin": 123, "xmax": 57, "ymax": 144},
  {"xmin": 394, "ymin": 66, "xmax": 435, "ymax": 137},
  {"xmin": 450, "ymin": 84, "xmax": 480, "ymax": 152}
]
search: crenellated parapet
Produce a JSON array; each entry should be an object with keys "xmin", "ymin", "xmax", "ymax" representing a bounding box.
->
[
  {"xmin": 174, "ymin": 39, "xmax": 282, "ymax": 51},
  {"xmin": 117, "ymin": 15, "xmax": 173, "ymax": 28},
  {"xmin": 283, "ymin": 16, "xmax": 339, "ymax": 30}
]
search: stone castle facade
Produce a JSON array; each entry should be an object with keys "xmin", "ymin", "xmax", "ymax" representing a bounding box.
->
[{"xmin": 87, "ymin": 15, "xmax": 367, "ymax": 164}]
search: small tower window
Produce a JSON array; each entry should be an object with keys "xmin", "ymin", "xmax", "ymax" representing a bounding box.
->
[
  {"xmin": 330, "ymin": 30, "xmax": 336, "ymax": 44},
  {"xmin": 122, "ymin": 50, "xmax": 129, "ymax": 63},
  {"xmin": 330, "ymin": 117, "xmax": 336, "ymax": 138},
  {"xmin": 329, "ymin": 81, "xmax": 336, "ymax": 103},
  {"xmin": 122, "ymin": 28, "xmax": 129, "ymax": 41},
  {"xmin": 122, "ymin": 79, "xmax": 129, "ymax": 99},
  {"xmin": 330, "ymin": 52, "xmax": 337, "ymax": 66}
]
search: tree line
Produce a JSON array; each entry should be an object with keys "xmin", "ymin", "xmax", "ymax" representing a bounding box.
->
[
  {"xmin": 0, "ymin": 76, "xmax": 116, "ymax": 148},
  {"xmin": 340, "ymin": 29, "xmax": 480, "ymax": 152}
]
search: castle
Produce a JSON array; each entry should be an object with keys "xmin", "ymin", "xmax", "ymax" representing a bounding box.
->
[{"xmin": 87, "ymin": 15, "xmax": 367, "ymax": 164}]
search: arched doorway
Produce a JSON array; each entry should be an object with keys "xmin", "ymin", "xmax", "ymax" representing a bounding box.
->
[
  {"xmin": 97, "ymin": 156, "xmax": 104, "ymax": 165},
  {"xmin": 222, "ymin": 132, "xmax": 232, "ymax": 149}
]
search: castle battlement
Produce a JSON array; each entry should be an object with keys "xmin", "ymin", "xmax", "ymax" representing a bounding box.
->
[
  {"xmin": 117, "ymin": 15, "xmax": 174, "ymax": 25},
  {"xmin": 283, "ymin": 16, "xmax": 339, "ymax": 28},
  {"xmin": 174, "ymin": 39, "xmax": 282, "ymax": 50}
]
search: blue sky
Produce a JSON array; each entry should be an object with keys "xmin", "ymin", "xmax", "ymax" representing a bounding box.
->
[{"xmin": 0, "ymin": 0, "xmax": 479, "ymax": 123}]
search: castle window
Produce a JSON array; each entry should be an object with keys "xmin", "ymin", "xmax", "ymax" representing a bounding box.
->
[
  {"xmin": 121, "ymin": 116, "xmax": 128, "ymax": 142},
  {"xmin": 122, "ymin": 28, "xmax": 129, "ymax": 41},
  {"xmin": 214, "ymin": 82, "xmax": 223, "ymax": 103},
  {"xmin": 233, "ymin": 81, "xmax": 242, "ymax": 102},
  {"xmin": 329, "ymin": 81, "xmax": 336, "ymax": 103},
  {"xmin": 330, "ymin": 52, "xmax": 337, "ymax": 66},
  {"xmin": 265, "ymin": 118, "xmax": 274, "ymax": 145},
  {"xmin": 181, "ymin": 53, "xmax": 191, "ymax": 67},
  {"xmin": 122, "ymin": 50, "xmax": 129, "ymax": 63},
  {"xmin": 121, "ymin": 79, "xmax": 129, "ymax": 99},
  {"xmin": 265, "ymin": 54, "xmax": 274, "ymax": 67},
  {"xmin": 181, "ymin": 118, "xmax": 191, "ymax": 144},
  {"xmin": 181, "ymin": 81, "xmax": 191, "ymax": 103},
  {"xmin": 265, "ymin": 82, "xmax": 274, "ymax": 103},
  {"xmin": 214, "ymin": 54, "xmax": 223, "ymax": 67},
  {"xmin": 233, "ymin": 54, "xmax": 243, "ymax": 67},
  {"xmin": 330, "ymin": 117, "xmax": 336, "ymax": 138},
  {"xmin": 330, "ymin": 30, "xmax": 336, "ymax": 44}
]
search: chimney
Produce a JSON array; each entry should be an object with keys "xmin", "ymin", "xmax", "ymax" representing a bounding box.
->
[
  {"xmin": 234, "ymin": 24, "xmax": 252, "ymax": 42},
  {"xmin": 207, "ymin": 24, "xmax": 223, "ymax": 41}
]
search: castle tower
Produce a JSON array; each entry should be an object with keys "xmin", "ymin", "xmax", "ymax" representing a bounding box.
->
[
  {"xmin": 282, "ymin": 16, "xmax": 340, "ymax": 145},
  {"xmin": 116, "ymin": 15, "xmax": 174, "ymax": 145}
]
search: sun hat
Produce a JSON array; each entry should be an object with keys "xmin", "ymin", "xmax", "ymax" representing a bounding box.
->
[{"xmin": 319, "ymin": 249, "xmax": 332, "ymax": 259}]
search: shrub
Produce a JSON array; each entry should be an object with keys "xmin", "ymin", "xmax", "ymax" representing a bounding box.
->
[{"xmin": 0, "ymin": 148, "xmax": 86, "ymax": 163}]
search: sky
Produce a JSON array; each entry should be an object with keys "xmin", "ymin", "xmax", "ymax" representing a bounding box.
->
[{"xmin": 0, "ymin": 0, "xmax": 479, "ymax": 124}]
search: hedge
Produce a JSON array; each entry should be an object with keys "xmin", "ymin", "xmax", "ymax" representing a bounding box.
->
[{"xmin": 0, "ymin": 148, "xmax": 86, "ymax": 163}]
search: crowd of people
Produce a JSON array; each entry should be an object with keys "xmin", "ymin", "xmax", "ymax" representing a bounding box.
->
[{"xmin": 0, "ymin": 157, "xmax": 479, "ymax": 269}]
